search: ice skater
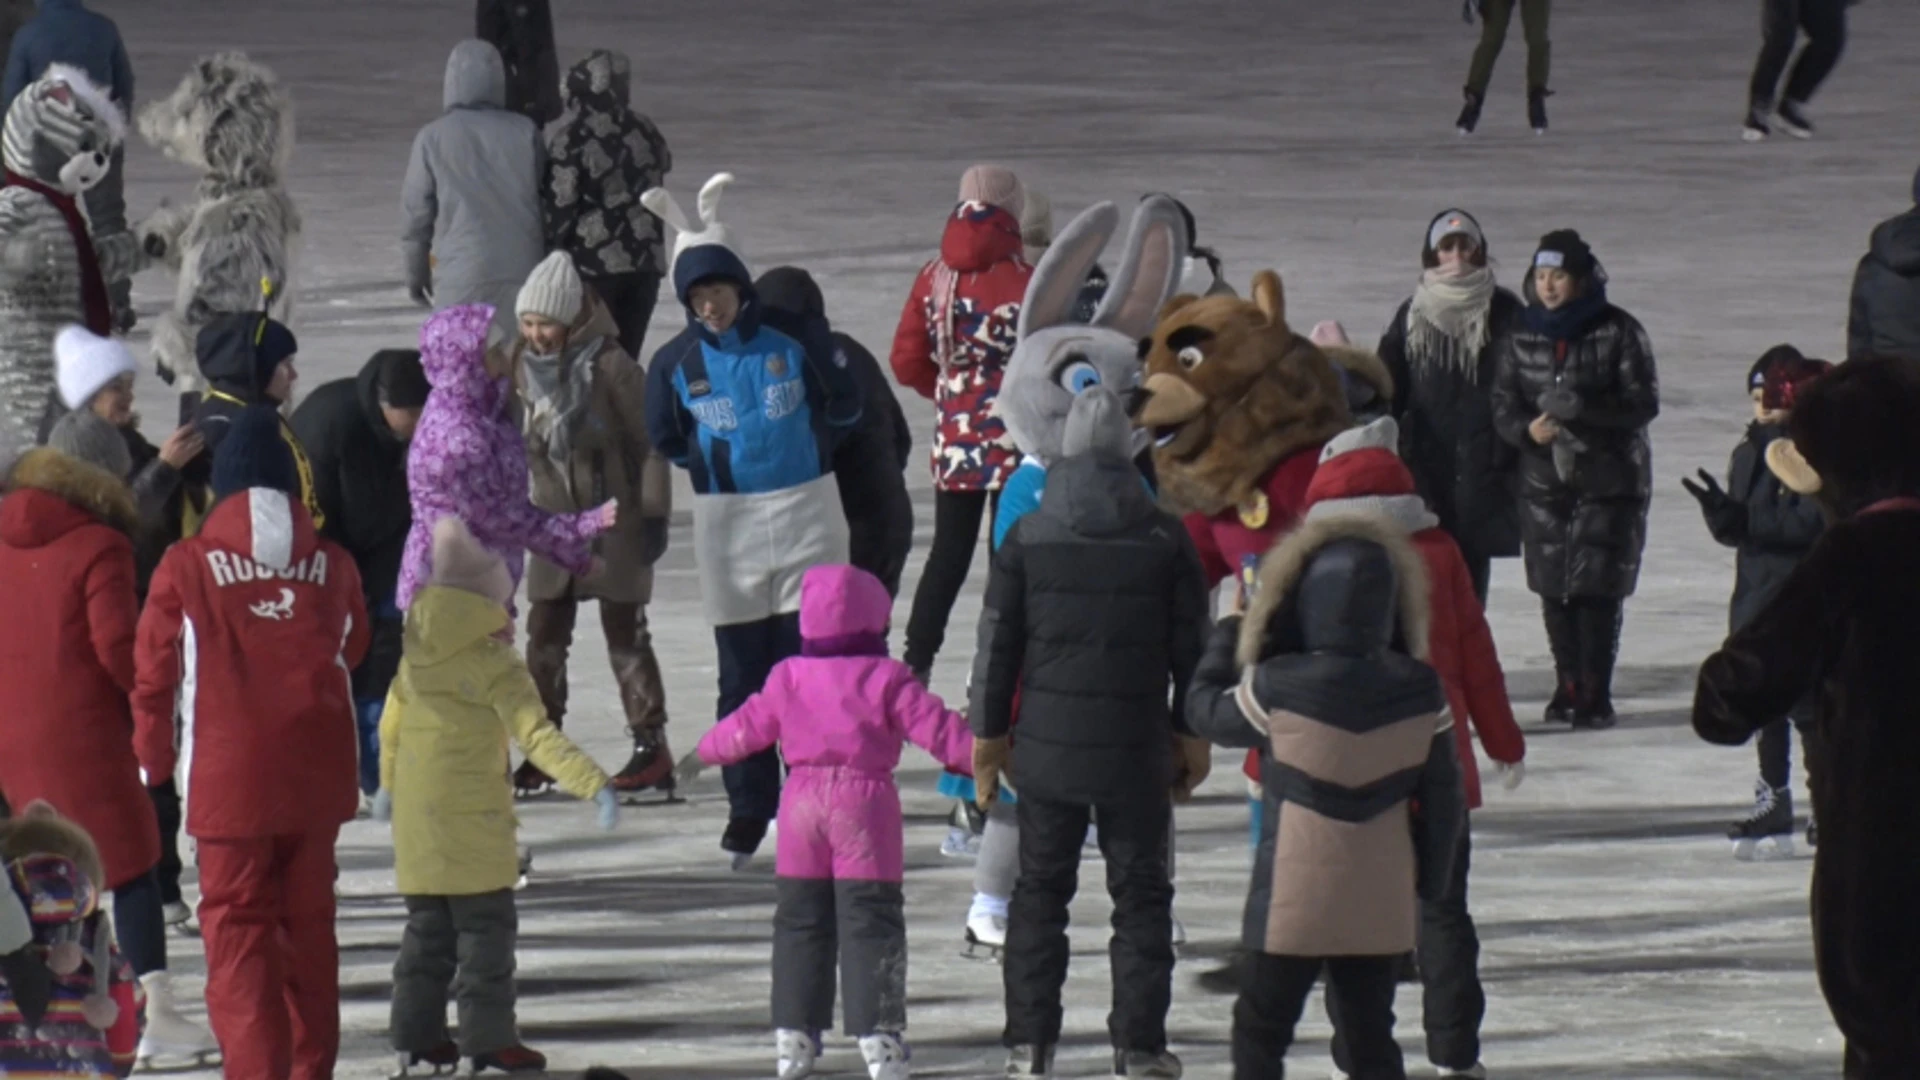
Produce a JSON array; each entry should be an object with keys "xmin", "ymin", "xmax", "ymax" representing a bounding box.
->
[
  {"xmin": 1683, "ymin": 347, "xmax": 1829, "ymax": 858},
  {"xmin": 376, "ymin": 516, "xmax": 619, "ymax": 1077},
  {"xmin": 688, "ymin": 564, "xmax": 974, "ymax": 1080},
  {"xmin": 1743, "ymin": 0, "xmax": 1850, "ymax": 140},
  {"xmin": 1456, "ymin": 0, "xmax": 1553, "ymax": 135}
]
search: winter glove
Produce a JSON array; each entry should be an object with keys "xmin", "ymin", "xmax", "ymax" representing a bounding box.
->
[
  {"xmin": 1494, "ymin": 760, "xmax": 1526, "ymax": 791},
  {"xmin": 1461, "ymin": 0, "xmax": 1483, "ymax": 22},
  {"xmin": 671, "ymin": 748, "xmax": 709, "ymax": 790},
  {"xmin": 1537, "ymin": 387, "xmax": 1584, "ymax": 423},
  {"xmin": 640, "ymin": 517, "xmax": 670, "ymax": 566},
  {"xmin": 404, "ymin": 243, "xmax": 434, "ymax": 308},
  {"xmin": 1172, "ymin": 736, "xmax": 1214, "ymax": 803},
  {"xmin": 973, "ymin": 736, "xmax": 1010, "ymax": 812},
  {"xmin": 594, "ymin": 787, "xmax": 620, "ymax": 832},
  {"xmin": 370, "ymin": 788, "xmax": 393, "ymax": 823},
  {"xmin": 1681, "ymin": 469, "xmax": 1747, "ymax": 542}
]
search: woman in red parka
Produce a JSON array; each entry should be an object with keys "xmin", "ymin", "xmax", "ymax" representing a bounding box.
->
[
  {"xmin": 0, "ymin": 441, "xmax": 213, "ymax": 1060},
  {"xmin": 889, "ymin": 164, "xmax": 1032, "ymax": 683},
  {"xmin": 1300, "ymin": 414, "xmax": 1525, "ymax": 1080}
]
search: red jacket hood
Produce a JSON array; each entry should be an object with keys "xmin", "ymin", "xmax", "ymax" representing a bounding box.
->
[
  {"xmin": 0, "ymin": 449, "xmax": 137, "ymax": 549},
  {"xmin": 1305, "ymin": 447, "xmax": 1418, "ymax": 504},
  {"xmin": 939, "ymin": 203, "xmax": 1025, "ymax": 274},
  {"xmin": 197, "ymin": 488, "xmax": 321, "ymax": 570}
]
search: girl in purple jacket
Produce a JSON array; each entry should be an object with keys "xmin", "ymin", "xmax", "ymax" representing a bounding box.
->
[
  {"xmin": 396, "ymin": 303, "xmax": 614, "ymax": 616},
  {"xmin": 694, "ymin": 564, "xmax": 973, "ymax": 1080}
]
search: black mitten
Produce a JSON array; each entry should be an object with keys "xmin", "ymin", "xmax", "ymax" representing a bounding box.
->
[{"xmin": 1, "ymin": 950, "xmax": 52, "ymax": 1029}]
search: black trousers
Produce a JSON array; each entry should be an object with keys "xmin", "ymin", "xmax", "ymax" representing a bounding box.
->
[
  {"xmin": 1758, "ymin": 702, "xmax": 1819, "ymax": 791},
  {"xmin": 1234, "ymin": 953, "xmax": 1404, "ymax": 1080},
  {"xmin": 1460, "ymin": 549, "xmax": 1493, "ymax": 610},
  {"xmin": 151, "ymin": 779, "xmax": 185, "ymax": 907},
  {"xmin": 903, "ymin": 488, "xmax": 998, "ymax": 674},
  {"xmin": 584, "ymin": 272, "xmax": 664, "ymax": 360},
  {"xmin": 1330, "ymin": 831, "xmax": 1481, "ymax": 1074},
  {"xmin": 113, "ymin": 867, "xmax": 167, "ymax": 978},
  {"xmin": 1540, "ymin": 596, "xmax": 1623, "ymax": 708},
  {"xmin": 713, "ymin": 614, "xmax": 802, "ymax": 823},
  {"xmin": 1003, "ymin": 791, "xmax": 1173, "ymax": 1054},
  {"xmin": 1749, "ymin": 0, "xmax": 1848, "ymax": 108}
]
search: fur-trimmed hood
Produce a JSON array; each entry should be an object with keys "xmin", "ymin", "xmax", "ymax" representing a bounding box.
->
[
  {"xmin": 1236, "ymin": 512, "xmax": 1432, "ymax": 670},
  {"xmin": 0, "ymin": 447, "xmax": 136, "ymax": 544}
]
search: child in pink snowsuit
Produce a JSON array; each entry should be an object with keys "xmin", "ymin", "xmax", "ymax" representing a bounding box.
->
[
  {"xmin": 696, "ymin": 563, "xmax": 973, "ymax": 1080},
  {"xmin": 396, "ymin": 303, "xmax": 613, "ymax": 614}
]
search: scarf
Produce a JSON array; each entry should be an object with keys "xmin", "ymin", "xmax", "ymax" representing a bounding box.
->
[
  {"xmin": 1405, "ymin": 266, "xmax": 1495, "ymax": 379},
  {"xmin": 520, "ymin": 336, "xmax": 602, "ymax": 467},
  {"xmin": 4, "ymin": 171, "xmax": 111, "ymax": 335},
  {"xmin": 1523, "ymin": 281, "xmax": 1612, "ymax": 342}
]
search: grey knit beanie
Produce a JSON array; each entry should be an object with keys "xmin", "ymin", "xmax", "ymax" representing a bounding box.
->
[
  {"xmin": 47, "ymin": 410, "xmax": 131, "ymax": 479},
  {"xmin": 515, "ymin": 250, "xmax": 585, "ymax": 324}
]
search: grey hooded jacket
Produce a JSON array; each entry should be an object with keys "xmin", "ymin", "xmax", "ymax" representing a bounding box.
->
[{"xmin": 401, "ymin": 40, "xmax": 546, "ymax": 336}]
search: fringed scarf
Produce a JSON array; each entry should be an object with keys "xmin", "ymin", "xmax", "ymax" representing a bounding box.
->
[
  {"xmin": 4, "ymin": 171, "xmax": 111, "ymax": 335},
  {"xmin": 1405, "ymin": 266, "xmax": 1496, "ymax": 381}
]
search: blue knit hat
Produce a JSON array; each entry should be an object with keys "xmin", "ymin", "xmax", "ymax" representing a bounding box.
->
[{"xmin": 211, "ymin": 407, "xmax": 298, "ymax": 499}]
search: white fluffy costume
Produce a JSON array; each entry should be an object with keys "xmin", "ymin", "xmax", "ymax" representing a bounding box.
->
[
  {"xmin": 0, "ymin": 64, "xmax": 140, "ymax": 463},
  {"xmin": 137, "ymin": 53, "xmax": 300, "ymax": 390}
]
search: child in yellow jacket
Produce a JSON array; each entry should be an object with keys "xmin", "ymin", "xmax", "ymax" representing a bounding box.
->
[{"xmin": 373, "ymin": 516, "xmax": 617, "ymax": 1076}]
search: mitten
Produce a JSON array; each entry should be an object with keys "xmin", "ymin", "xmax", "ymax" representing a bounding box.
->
[
  {"xmin": 973, "ymin": 736, "xmax": 1010, "ymax": 812},
  {"xmin": 371, "ymin": 788, "xmax": 393, "ymax": 822},
  {"xmin": 404, "ymin": 243, "xmax": 434, "ymax": 308},
  {"xmin": 1462, "ymin": 0, "xmax": 1483, "ymax": 22},
  {"xmin": 1494, "ymin": 760, "xmax": 1525, "ymax": 791},
  {"xmin": 1171, "ymin": 737, "xmax": 1213, "ymax": 803},
  {"xmin": 671, "ymin": 748, "xmax": 709, "ymax": 789},
  {"xmin": 1681, "ymin": 469, "xmax": 1746, "ymax": 540},
  {"xmin": 594, "ymin": 787, "xmax": 619, "ymax": 832},
  {"xmin": 1537, "ymin": 386, "xmax": 1583, "ymax": 423},
  {"xmin": 640, "ymin": 517, "xmax": 669, "ymax": 565}
]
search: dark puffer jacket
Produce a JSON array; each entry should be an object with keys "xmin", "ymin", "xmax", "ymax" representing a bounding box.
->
[
  {"xmin": 475, "ymin": 0, "xmax": 559, "ymax": 126},
  {"xmin": 756, "ymin": 267, "xmax": 914, "ymax": 596},
  {"xmin": 543, "ymin": 50, "xmax": 673, "ymax": 280},
  {"xmin": 1490, "ymin": 285, "xmax": 1659, "ymax": 600},
  {"xmin": 1845, "ymin": 200, "xmax": 1920, "ymax": 363},
  {"xmin": 969, "ymin": 451, "xmax": 1210, "ymax": 805},
  {"xmin": 1702, "ymin": 422, "xmax": 1825, "ymax": 632},
  {"xmin": 1378, "ymin": 287, "xmax": 1524, "ymax": 559}
]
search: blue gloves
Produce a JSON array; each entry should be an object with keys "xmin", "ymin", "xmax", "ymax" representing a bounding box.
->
[
  {"xmin": 594, "ymin": 786, "xmax": 619, "ymax": 831},
  {"xmin": 371, "ymin": 788, "xmax": 393, "ymax": 823}
]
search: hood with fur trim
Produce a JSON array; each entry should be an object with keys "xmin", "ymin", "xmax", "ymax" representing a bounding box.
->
[
  {"xmin": 1236, "ymin": 512, "xmax": 1433, "ymax": 670},
  {"xmin": 0, "ymin": 447, "xmax": 136, "ymax": 545}
]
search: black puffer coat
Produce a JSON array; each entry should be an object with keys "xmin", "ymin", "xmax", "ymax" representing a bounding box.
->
[
  {"xmin": 1846, "ymin": 204, "xmax": 1920, "ymax": 363},
  {"xmin": 969, "ymin": 451, "xmax": 1210, "ymax": 805},
  {"xmin": 476, "ymin": 0, "xmax": 560, "ymax": 126},
  {"xmin": 1703, "ymin": 422, "xmax": 1825, "ymax": 632},
  {"xmin": 1490, "ymin": 286, "xmax": 1659, "ymax": 600},
  {"xmin": 1379, "ymin": 286, "xmax": 1524, "ymax": 559}
]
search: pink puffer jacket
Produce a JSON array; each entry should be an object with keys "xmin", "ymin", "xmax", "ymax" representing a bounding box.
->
[{"xmin": 698, "ymin": 564, "xmax": 974, "ymax": 881}]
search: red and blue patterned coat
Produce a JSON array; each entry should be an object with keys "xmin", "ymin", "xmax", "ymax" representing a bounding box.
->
[
  {"xmin": 889, "ymin": 203, "xmax": 1031, "ymax": 492},
  {"xmin": 1, "ymin": 854, "xmax": 143, "ymax": 1077}
]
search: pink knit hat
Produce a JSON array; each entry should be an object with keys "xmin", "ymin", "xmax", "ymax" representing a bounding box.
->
[{"xmin": 958, "ymin": 164, "xmax": 1024, "ymax": 219}]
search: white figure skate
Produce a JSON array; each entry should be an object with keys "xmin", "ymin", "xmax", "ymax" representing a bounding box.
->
[
  {"xmin": 136, "ymin": 971, "xmax": 220, "ymax": 1069},
  {"xmin": 776, "ymin": 1028, "xmax": 822, "ymax": 1080},
  {"xmin": 860, "ymin": 1033, "xmax": 911, "ymax": 1079},
  {"xmin": 964, "ymin": 900, "xmax": 1008, "ymax": 963}
]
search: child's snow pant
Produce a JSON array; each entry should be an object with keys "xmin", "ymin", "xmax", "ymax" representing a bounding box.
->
[
  {"xmin": 1235, "ymin": 953, "xmax": 1405, "ymax": 1080},
  {"xmin": 390, "ymin": 890, "xmax": 519, "ymax": 1057},
  {"xmin": 1465, "ymin": 0, "xmax": 1551, "ymax": 95},
  {"xmin": 1003, "ymin": 792, "xmax": 1173, "ymax": 1056},
  {"xmin": 197, "ymin": 828, "xmax": 341, "ymax": 1080},
  {"xmin": 974, "ymin": 799, "xmax": 1019, "ymax": 901},
  {"xmin": 771, "ymin": 878, "xmax": 907, "ymax": 1037}
]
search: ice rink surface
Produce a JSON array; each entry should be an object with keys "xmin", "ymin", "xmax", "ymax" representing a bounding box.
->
[{"xmin": 95, "ymin": 0, "xmax": 1920, "ymax": 1075}]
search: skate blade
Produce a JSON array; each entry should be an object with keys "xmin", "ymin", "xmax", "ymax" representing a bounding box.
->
[
  {"xmin": 616, "ymin": 789, "xmax": 685, "ymax": 806},
  {"xmin": 512, "ymin": 785, "xmax": 555, "ymax": 801},
  {"xmin": 1732, "ymin": 835, "xmax": 1796, "ymax": 861},
  {"xmin": 961, "ymin": 943, "xmax": 1005, "ymax": 964},
  {"xmin": 165, "ymin": 921, "xmax": 202, "ymax": 938},
  {"xmin": 136, "ymin": 1049, "xmax": 222, "ymax": 1073}
]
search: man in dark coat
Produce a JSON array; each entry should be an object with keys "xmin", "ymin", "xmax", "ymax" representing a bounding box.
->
[
  {"xmin": 476, "ymin": 0, "xmax": 560, "ymax": 127},
  {"xmin": 756, "ymin": 266, "xmax": 914, "ymax": 597},
  {"xmin": 969, "ymin": 387, "xmax": 1210, "ymax": 1080},
  {"xmin": 544, "ymin": 50, "xmax": 672, "ymax": 360},
  {"xmin": 1845, "ymin": 167, "xmax": 1920, "ymax": 362},
  {"xmin": 1694, "ymin": 354, "xmax": 1920, "ymax": 1079},
  {"xmin": 291, "ymin": 349, "xmax": 429, "ymax": 795},
  {"xmin": 183, "ymin": 313, "xmax": 323, "ymax": 536}
]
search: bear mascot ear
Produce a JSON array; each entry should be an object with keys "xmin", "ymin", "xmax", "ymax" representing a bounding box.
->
[
  {"xmin": 1156, "ymin": 294, "xmax": 1201, "ymax": 323},
  {"xmin": 1251, "ymin": 270, "xmax": 1287, "ymax": 328}
]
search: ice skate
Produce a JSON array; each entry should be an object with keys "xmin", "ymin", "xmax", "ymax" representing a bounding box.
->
[
  {"xmin": 1729, "ymin": 778, "xmax": 1795, "ymax": 860},
  {"xmin": 1570, "ymin": 689, "xmax": 1617, "ymax": 731},
  {"xmin": 963, "ymin": 895, "xmax": 1008, "ymax": 962},
  {"xmin": 859, "ymin": 1033, "xmax": 911, "ymax": 1080},
  {"xmin": 135, "ymin": 972, "xmax": 220, "ymax": 1069},
  {"xmin": 514, "ymin": 846, "xmax": 532, "ymax": 891},
  {"xmin": 1113, "ymin": 1048, "xmax": 1182, "ymax": 1079},
  {"xmin": 1436, "ymin": 1064, "xmax": 1488, "ymax": 1079},
  {"xmin": 511, "ymin": 760, "xmax": 553, "ymax": 799},
  {"xmin": 1775, "ymin": 99, "xmax": 1814, "ymax": 139},
  {"xmin": 776, "ymin": 1028, "xmax": 822, "ymax": 1080},
  {"xmin": 162, "ymin": 900, "xmax": 199, "ymax": 937},
  {"xmin": 610, "ymin": 736, "xmax": 682, "ymax": 804},
  {"xmin": 392, "ymin": 1041, "xmax": 460, "ymax": 1077},
  {"xmin": 940, "ymin": 801, "xmax": 983, "ymax": 858},
  {"xmin": 1543, "ymin": 680, "xmax": 1574, "ymax": 724},
  {"xmin": 1527, "ymin": 87, "xmax": 1551, "ymax": 135},
  {"xmin": 464, "ymin": 1045, "xmax": 548, "ymax": 1075},
  {"xmin": 1006, "ymin": 1044, "xmax": 1054, "ymax": 1078},
  {"xmin": 1455, "ymin": 88, "xmax": 1483, "ymax": 135},
  {"xmin": 1742, "ymin": 100, "xmax": 1772, "ymax": 142}
]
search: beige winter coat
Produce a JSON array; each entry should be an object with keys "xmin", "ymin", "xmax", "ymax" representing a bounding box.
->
[{"xmin": 513, "ymin": 294, "xmax": 671, "ymax": 605}]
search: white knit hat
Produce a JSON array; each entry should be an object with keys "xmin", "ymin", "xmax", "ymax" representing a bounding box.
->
[
  {"xmin": 516, "ymin": 251, "xmax": 585, "ymax": 323},
  {"xmin": 641, "ymin": 172, "xmax": 745, "ymax": 268},
  {"xmin": 54, "ymin": 325, "xmax": 135, "ymax": 410},
  {"xmin": 958, "ymin": 164, "xmax": 1024, "ymax": 219}
]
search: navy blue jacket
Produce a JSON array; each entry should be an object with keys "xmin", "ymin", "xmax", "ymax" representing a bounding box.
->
[
  {"xmin": 3, "ymin": 0, "xmax": 132, "ymax": 109},
  {"xmin": 646, "ymin": 245, "xmax": 860, "ymax": 495}
]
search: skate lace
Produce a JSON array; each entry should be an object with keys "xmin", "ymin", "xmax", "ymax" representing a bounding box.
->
[{"xmin": 1739, "ymin": 779, "xmax": 1781, "ymax": 824}]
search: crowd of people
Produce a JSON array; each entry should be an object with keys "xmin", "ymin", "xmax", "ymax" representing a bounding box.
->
[{"xmin": 0, "ymin": 1, "xmax": 1914, "ymax": 1079}]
